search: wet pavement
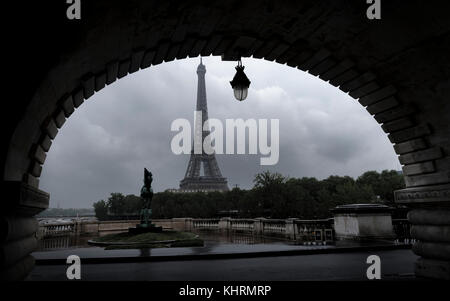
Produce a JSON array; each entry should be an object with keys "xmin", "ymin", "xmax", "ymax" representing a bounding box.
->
[
  {"xmin": 29, "ymin": 231, "xmax": 415, "ymax": 281},
  {"xmin": 28, "ymin": 249, "xmax": 417, "ymax": 281}
]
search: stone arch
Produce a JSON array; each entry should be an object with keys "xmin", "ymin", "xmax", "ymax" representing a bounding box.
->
[
  {"xmin": 6, "ymin": 34, "xmax": 447, "ymax": 191},
  {"xmin": 1, "ymin": 0, "xmax": 449, "ymax": 280}
]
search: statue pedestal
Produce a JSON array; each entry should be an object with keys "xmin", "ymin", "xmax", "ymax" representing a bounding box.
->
[
  {"xmin": 129, "ymin": 223, "xmax": 162, "ymax": 234},
  {"xmin": 128, "ymin": 207, "xmax": 162, "ymax": 234}
]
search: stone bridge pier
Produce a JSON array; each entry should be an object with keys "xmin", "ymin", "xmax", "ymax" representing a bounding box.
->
[{"xmin": 395, "ymin": 186, "xmax": 450, "ymax": 279}]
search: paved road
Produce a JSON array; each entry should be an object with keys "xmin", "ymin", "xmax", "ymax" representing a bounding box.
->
[{"xmin": 28, "ymin": 249, "xmax": 417, "ymax": 281}]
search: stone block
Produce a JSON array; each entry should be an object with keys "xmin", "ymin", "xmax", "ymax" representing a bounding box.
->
[
  {"xmin": 60, "ymin": 94, "xmax": 75, "ymax": 117},
  {"xmin": 95, "ymin": 72, "xmax": 107, "ymax": 91},
  {"xmin": 129, "ymin": 49, "xmax": 145, "ymax": 73},
  {"xmin": 72, "ymin": 88, "xmax": 84, "ymax": 108},
  {"xmin": 0, "ymin": 235, "xmax": 37, "ymax": 267},
  {"xmin": 340, "ymin": 72, "xmax": 376, "ymax": 92},
  {"xmin": 319, "ymin": 59, "xmax": 354, "ymax": 81},
  {"xmin": 359, "ymin": 85, "xmax": 397, "ymax": 106},
  {"xmin": 399, "ymin": 147, "xmax": 442, "ymax": 165},
  {"xmin": 190, "ymin": 39, "xmax": 207, "ymax": 57},
  {"xmin": 388, "ymin": 124, "xmax": 431, "ymax": 143},
  {"xmin": 253, "ymin": 39, "xmax": 277, "ymax": 59},
  {"xmin": 153, "ymin": 41, "xmax": 170, "ymax": 64},
  {"xmin": 30, "ymin": 161, "xmax": 42, "ymax": 178},
  {"xmin": 289, "ymin": 50, "xmax": 313, "ymax": 68},
  {"xmin": 1, "ymin": 216, "xmax": 38, "ymax": 242},
  {"xmin": 177, "ymin": 37, "xmax": 195, "ymax": 59},
  {"xmin": 349, "ymin": 81, "xmax": 379, "ymax": 99},
  {"xmin": 329, "ymin": 68, "xmax": 359, "ymax": 87},
  {"xmin": 408, "ymin": 208, "xmax": 450, "ymax": 225},
  {"xmin": 82, "ymin": 74, "xmax": 95, "ymax": 99},
  {"xmin": 117, "ymin": 59, "xmax": 130, "ymax": 79},
  {"xmin": 106, "ymin": 61, "xmax": 119, "ymax": 84},
  {"xmin": 42, "ymin": 117, "xmax": 58, "ymax": 139},
  {"xmin": 2, "ymin": 181, "xmax": 49, "ymax": 216},
  {"xmin": 298, "ymin": 48, "xmax": 330, "ymax": 71},
  {"xmin": 308, "ymin": 57, "xmax": 337, "ymax": 76},
  {"xmin": 381, "ymin": 117, "xmax": 414, "ymax": 133},
  {"xmin": 23, "ymin": 173, "xmax": 39, "ymax": 188},
  {"xmin": 411, "ymin": 225, "xmax": 450, "ymax": 243},
  {"xmin": 39, "ymin": 134, "xmax": 52, "ymax": 153},
  {"xmin": 402, "ymin": 161, "xmax": 435, "ymax": 176},
  {"xmin": 201, "ymin": 35, "xmax": 222, "ymax": 57},
  {"xmin": 394, "ymin": 138, "xmax": 427, "ymax": 155},
  {"xmin": 53, "ymin": 110, "xmax": 66, "ymax": 129},
  {"xmin": 165, "ymin": 43, "xmax": 181, "ymax": 62},
  {"xmin": 404, "ymin": 171, "xmax": 450, "ymax": 187},
  {"xmin": 412, "ymin": 241, "xmax": 450, "ymax": 261},
  {"xmin": 415, "ymin": 258, "xmax": 450, "ymax": 280},
  {"xmin": 366, "ymin": 96, "xmax": 399, "ymax": 115},
  {"xmin": 265, "ymin": 42, "xmax": 290, "ymax": 62},
  {"xmin": 141, "ymin": 50, "xmax": 155, "ymax": 68},
  {"xmin": 373, "ymin": 105, "xmax": 415, "ymax": 123},
  {"xmin": 31, "ymin": 144, "xmax": 46, "ymax": 165},
  {"xmin": 332, "ymin": 204, "xmax": 395, "ymax": 241}
]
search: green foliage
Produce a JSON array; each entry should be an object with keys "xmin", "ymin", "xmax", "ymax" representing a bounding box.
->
[
  {"xmin": 357, "ymin": 170, "xmax": 405, "ymax": 203},
  {"xmin": 93, "ymin": 193, "xmax": 144, "ymax": 220},
  {"xmin": 93, "ymin": 170, "xmax": 404, "ymax": 220},
  {"xmin": 93, "ymin": 200, "xmax": 108, "ymax": 221}
]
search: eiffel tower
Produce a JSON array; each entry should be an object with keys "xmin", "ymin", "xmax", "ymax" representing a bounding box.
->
[{"xmin": 179, "ymin": 58, "xmax": 229, "ymax": 192}]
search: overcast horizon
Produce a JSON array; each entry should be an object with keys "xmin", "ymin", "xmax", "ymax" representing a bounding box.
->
[{"xmin": 39, "ymin": 56, "xmax": 401, "ymax": 209}]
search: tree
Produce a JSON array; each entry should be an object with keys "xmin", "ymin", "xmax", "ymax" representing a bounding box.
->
[
  {"xmin": 93, "ymin": 200, "xmax": 108, "ymax": 221},
  {"xmin": 123, "ymin": 194, "xmax": 144, "ymax": 215},
  {"xmin": 107, "ymin": 193, "xmax": 126, "ymax": 215},
  {"xmin": 357, "ymin": 170, "xmax": 405, "ymax": 203}
]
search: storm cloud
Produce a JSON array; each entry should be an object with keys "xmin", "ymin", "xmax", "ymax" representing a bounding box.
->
[{"xmin": 39, "ymin": 56, "xmax": 401, "ymax": 208}]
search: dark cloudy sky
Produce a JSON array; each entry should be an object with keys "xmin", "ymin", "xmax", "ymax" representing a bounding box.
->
[{"xmin": 39, "ymin": 56, "xmax": 401, "ymax": 208}]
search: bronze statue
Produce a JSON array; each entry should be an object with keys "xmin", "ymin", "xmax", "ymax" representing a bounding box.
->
[
  {"xmin": 140, "ymin": 168, "xmax": 154, "ymax": 226},
  {"xmin": 129, "ymin": 169, "xmax": 163, "ymax": 233}
]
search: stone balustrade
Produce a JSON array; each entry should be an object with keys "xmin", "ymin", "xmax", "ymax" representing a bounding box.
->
[{"xmin": 37, "ymin": 216, "xmax": 411, "ymax": 246}]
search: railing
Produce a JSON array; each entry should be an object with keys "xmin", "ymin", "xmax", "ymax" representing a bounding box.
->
[
  {"xmin": 192, "ymin": 217, "xmax": 334, "ymax": 243},
  {"xmin": 40, "ymin": 223, "xmax": 76, "ymax": 237},
  {"xmin": 294, "ymin": 218, "xmax": 334, "ymax": 245},
  {"xmin": 37, "ymin": 217, "xmax": 412, "ymax": 245},
  {"xmin": 392, "ymin": 219, "xmax": 415, "ymax": 244},
  {"xmin": 230, "ymin": 219, "xmax": 255, "ymax": 231},
  {"xmin": 192, "ymin": 218, "xmax": 220, "ymax": 229},
  {"xmin": 262, "ymin": 219, "xmax": 286, "ymax": 235}
]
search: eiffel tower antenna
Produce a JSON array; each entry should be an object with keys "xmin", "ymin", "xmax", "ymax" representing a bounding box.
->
[{"xmin": 179, "ymin": 59, "xmax": 229, "ymax": 192}]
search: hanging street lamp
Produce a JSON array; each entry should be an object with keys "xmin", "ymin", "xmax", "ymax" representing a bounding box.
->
[{"xmin": 230, "ymin": 59, "xmax": 251, "ymax": 101}]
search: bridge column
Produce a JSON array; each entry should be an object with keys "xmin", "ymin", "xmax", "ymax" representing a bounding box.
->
[
  {"xmin": 285, "ymin": 219, "xmax": 297, "ymax": 240},
  {"xmin": 218, "ymin": 217, "xmax": 231, "ymax": 233},
  {"xmin": 0, "ymin": 181, "xmax": 49, "ymax": 280},
  {"xmin": 395, "ymin": 184, "xmax": 450, "ymax": 280}
]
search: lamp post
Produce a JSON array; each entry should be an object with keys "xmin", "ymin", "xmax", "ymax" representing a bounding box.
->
[{"xmin": 230, "ymin": 59, "xmax": 251, "ymax": 101}]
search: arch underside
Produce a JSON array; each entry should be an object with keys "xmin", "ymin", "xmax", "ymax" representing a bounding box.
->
[
  {"xmin": 1, "ymin": 0, "xmax": 449, "ymax": 281},
  {"xmin": 5, "ymin": 1, "xmax": 449, "ymax": 197}
]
